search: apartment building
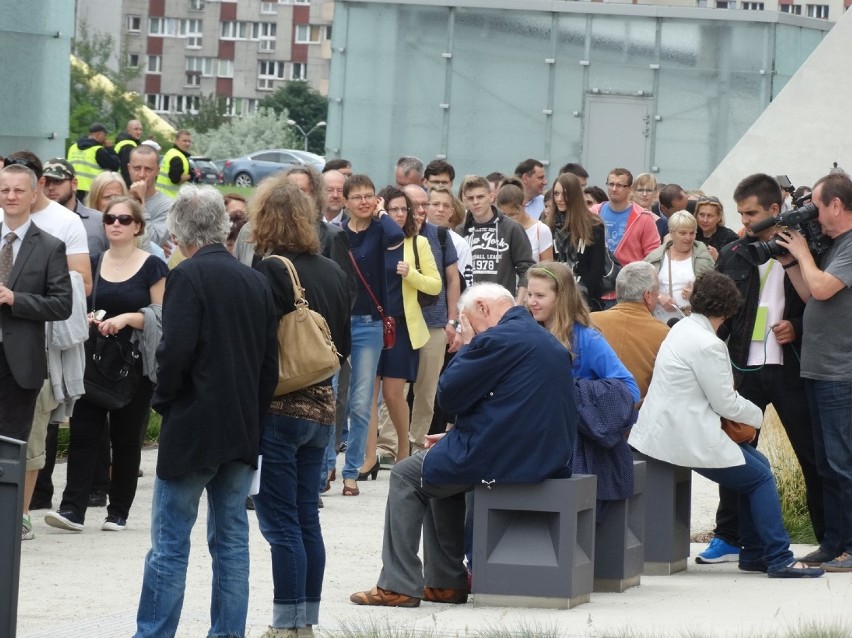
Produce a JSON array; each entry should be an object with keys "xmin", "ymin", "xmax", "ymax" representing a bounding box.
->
[
  {"xmin": 77, "ymin": 0, "xmax": 334, "ymax": 120},
  {"xmin": 630, "ymin": 0, "xmax": 846, "ymax": 19}
]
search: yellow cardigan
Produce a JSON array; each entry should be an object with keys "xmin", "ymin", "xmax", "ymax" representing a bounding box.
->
[{"xmin": 401, "ymin": 235, "xmax": 442, "ymax": 349}]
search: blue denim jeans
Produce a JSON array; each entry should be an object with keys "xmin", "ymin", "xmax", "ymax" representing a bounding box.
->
[
  {"xmin": 254, "ymin": 414, "xmax": 331, "ymax": 629},
  {"xmin": 805, "ymin": 379, "xmax": 852, "ymax": 555},
  {"xmin": 135, "ymin": 461, "xmax": 253, "ymax": 638},
  {"xmin": 694, "ymin": 444, "xmax": 793, "ymax": 571},
  {"xmin": 320, "ymin": 371, "xmax": 341, "ymax": 488},
  {"xmin": 343, "ymin": 316, "xmax": 383, "ymax": 480}
]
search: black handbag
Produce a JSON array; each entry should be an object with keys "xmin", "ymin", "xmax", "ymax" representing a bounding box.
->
[
  {"xmin": 412, "ymin": 237, "xmax": 438, "ymax": 308},
  {"xmin": 82, "ymin": 255, "xmax": 142, "ymax": 410}
]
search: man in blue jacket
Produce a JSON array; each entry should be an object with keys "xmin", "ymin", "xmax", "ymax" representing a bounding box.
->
[{"xmin": 350, "ymin": 282, "xmax": 577, "ymax": 607}]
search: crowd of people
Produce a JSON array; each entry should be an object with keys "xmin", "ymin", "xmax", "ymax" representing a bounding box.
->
[{"xmin": 3, "ymin": 121, "xmax": 852, "ymax": 637}]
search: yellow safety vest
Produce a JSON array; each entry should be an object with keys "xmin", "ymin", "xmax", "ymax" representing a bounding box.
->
[
  {"xmin": 67, "ymin": 143, "xmax": 103, "ymax": 192},
  {"xmin": 157, "ymin": 148, "xmax": 189, "ymax": 198},
  {"xmin": 114, "ymin": 138, "xmax": 138, "ymax": 156}
]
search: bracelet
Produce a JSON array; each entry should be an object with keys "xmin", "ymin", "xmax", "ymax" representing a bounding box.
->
[{"xmin": 782, "ymin": 260, "xmax": 799, "ymax": 270}]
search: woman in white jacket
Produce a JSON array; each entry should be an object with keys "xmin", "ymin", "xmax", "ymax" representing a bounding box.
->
[{"xmin": 629, "ymin": 271, "xmax": 822, "ymax": 579}]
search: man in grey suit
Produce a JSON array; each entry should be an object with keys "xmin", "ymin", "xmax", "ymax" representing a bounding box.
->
[{"xmin": 0, "ymin": 163, "xmax": 72, "ymax": 441}]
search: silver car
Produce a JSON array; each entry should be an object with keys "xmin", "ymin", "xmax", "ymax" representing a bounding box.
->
[{"xmin": 222, "ymin": 149, "xmax": 325, "ymax": 187}]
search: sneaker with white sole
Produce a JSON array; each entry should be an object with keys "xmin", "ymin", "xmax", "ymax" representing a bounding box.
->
[
  {"xmin": 695, "ymin": 537, "xmax": 740, "ymax": 564},
  {"xmin": 44, "ymin": 509, "xmax": 84, "ymax": 532},
  {"xmin": 22, "ymin": 515, "xmax": 34, "ymax": 541},
  {"xmin": 102, "ymin": 515, "xmax": 127, "ymax": 531}
]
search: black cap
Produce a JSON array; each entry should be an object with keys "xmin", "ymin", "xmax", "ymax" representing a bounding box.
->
[{"xmin": 89, "ymin": 122, "xmax": 108, "ymax": 134}]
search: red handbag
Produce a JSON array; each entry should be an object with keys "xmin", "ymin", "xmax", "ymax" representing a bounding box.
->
[{"xmin": 349, "ymin": 251, "xmax": 397, "ymax": 350}]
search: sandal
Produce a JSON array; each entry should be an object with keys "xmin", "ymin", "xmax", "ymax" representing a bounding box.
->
[{"xmin": 342, "ymin": 480, "xmax": 359, "ymax": 496}]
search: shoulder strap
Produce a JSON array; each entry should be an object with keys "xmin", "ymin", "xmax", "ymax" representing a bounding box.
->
[
  {"xmin": 266, "ymin": 255, "xmax": 307, "ymax": 306},
  {"xmin": 412, "ymin": 236, "xmax": 422, "ymax": 273},
  {"xmin": 90, "ymin": 254, "xmax": 103, "ymax": 312},
  {"xmin": 348, "ymin": 250, "xmax": 386, "ymax": 317}
]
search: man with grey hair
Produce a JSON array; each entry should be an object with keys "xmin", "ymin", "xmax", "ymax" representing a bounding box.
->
[
  {"xmin": 590, "ymin": 261, "xmax": 669, "ymax": 401},
  {"xmin": 351, "ymin": 282, "xmax": 577, "ymax": 607},
  {"xmin": 135, "ymin": 185, "xmax": 278, "ymax": 638},
  {"xmin": 395, "ymin": 156, "xmax": 424, "ymax": 189}
]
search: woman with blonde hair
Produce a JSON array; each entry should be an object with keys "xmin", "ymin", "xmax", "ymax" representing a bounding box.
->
[
  {"xmin": 546, "ymin": 173, "xmax": 607, "ymax": 310},
  {"xmin": 86, "ymin": 171, "xmax": 128, "ymax": 213},
  {"xmin": 525, "ymin": 261, "xmax": 638, "ymax": 400},
  {"xmin": 694, "ymin": 195, "xmax": 739, "ymax": 260},
  {"xmin": 644, "ymin": 211, "xmax": 714, "ymax": 319},
  {"xmin": 252, "ymin": 177, "xmax": 352, "ymax": 637},
  {"xmin": 631, "ymin": 173, "xmax": 658, "ymax": 211}
]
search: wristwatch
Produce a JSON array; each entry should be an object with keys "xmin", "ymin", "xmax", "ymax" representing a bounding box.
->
[{"xmin": 448, "ymin": 319, "xmax": 460, "ymax": 332}]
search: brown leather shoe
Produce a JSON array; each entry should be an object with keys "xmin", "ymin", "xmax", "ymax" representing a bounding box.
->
[
  {"xmin": 422, "ymin": 587, "xmax": 468, "ymax": 604},
  {"xmin": 350, "ymin": 586, "xmax": 420, "ymax": 607}
]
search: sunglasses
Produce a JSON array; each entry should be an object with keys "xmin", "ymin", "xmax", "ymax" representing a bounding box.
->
[
  {"xmin": 103, "ymin": 213, "xmax": 135, "ymax": 226},
  {"xmin": 697, "ymin": 196, "xmax": 721, "ymax": 204},
  {"xmin": 3, "ymin": 157, "xmax": 38, "ymax": 172}
]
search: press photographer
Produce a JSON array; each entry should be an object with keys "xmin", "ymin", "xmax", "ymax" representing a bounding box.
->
[{"xmin": 775, "ymin": 172, "xmax": 852, "ymax": 573}]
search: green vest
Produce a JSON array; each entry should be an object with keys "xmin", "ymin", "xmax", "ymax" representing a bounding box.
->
[
  {"xmin": 157, "ymin": 148, "xmax": 189, "ymax": 198},
  {"xmin": 67, "ymin": 143, "xmax": 103, "ymax": 191}
]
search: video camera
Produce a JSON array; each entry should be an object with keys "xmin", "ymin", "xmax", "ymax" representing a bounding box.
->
[{"xmin": 745, "ymin": 178, "xmax": 832, "ymax": 264}]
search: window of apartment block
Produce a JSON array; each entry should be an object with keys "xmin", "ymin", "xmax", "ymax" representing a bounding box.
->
[
  {"xmin": 181, "ymin": 18, "xmax": 203, "ymax": 48},
  {"xmin": 221, "ymin": 21, "xmax": 251, "ymax": 40},
  {"xmin": 147, "ymin": 55, "xmax": 162, "ymax": 73},
  {"xmin": 291, "ymin": 62, "xmax": 307, "ymax": 81},
  {"xmin": 295, "ymin": 24, "xmax": 323, "ymax": 44},
  {"xmin": 127, "ymin": 15, "xmax": 141, "ymax": 33},
  {"xmin": 149, "ymin": 17, "xmax": 179, "ymax": 36},
  {"xmin": 146, "ymin": 94, "xmax": 171, "ymax": 113},
  {"xmin": 256, "ymin": 22, "xmax": 277, "ymax": 51},
  {"xmin": 742, "ymin": 2, "xmax": 764, "ymax": 9},
  {"xmin": 780, "ymin": 3, "xmax": 803, "ymax": 12},
  {"xmin": 186, "ymin": 56, "xmax": 214, "ymax": 86},
  {"xmin": 806, "ymin": 3, "xmax": 829, "ymax": 17},
  {"xmin": 277, "ymin": 0, "xmax": 311, "ymax": 4},
  {"xmin": 189, "ymin": 0, "xmax": 206, "ymax": 10},
  {"xmin": 716, "ymin": 0, "xmax": 736, "ymax": 7},
  {"xmin": 218, "ymin": 59, "xmax": 234, "ymax": 78},
  {"xmin": 261, "ymin": 2, "xmax": 277, "ymax": 14},
  {"xmin": 127, "ymin": 53, "xmax": 140, "ymax": 68},
  {"xmin": 175, "ymin": 95, "xmax": 200, "ymax": 114},
  {"xmin": 258, "ymin": 60, "xmax": 285, "ymax": 90}
]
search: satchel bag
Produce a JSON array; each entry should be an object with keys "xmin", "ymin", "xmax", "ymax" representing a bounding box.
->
[
  {"xmin": 412, "ymin": 237, "xmax": 438, "ymax": 308},
  {"xmin": 267, "ymin": 256, "xmax": 341, "ymax": 395},
  {"xmin": 348, "ymin": 251, "xmax": 397, "ymax": 349},
  {"xmin": 575, "ymin": 238, "xmax": 621, "ymax": 294},
  {"xmin": 82, "ymin": 255, "xmax": 142, "ymax": 410},
  {"xmin": 721, "ymin": 417, "xmax": 758, "ymax": 444}
]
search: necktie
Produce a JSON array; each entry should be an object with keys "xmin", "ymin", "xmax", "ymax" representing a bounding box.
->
[{"xmin": 0, "ymin": 232, "xmax": 17, "ymax": 286}]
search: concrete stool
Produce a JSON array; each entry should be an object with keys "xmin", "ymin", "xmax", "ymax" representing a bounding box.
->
[
  {"xmin": 594, "ymin": 460, "xmax": 646, "ymax": 592},
  {"xmin": 471, "ymin": 475, "xmax": 596, "ymax": 609},
  {"xmin": 633, "ymin": 452, "xmax": 691, "ymax": 575}
]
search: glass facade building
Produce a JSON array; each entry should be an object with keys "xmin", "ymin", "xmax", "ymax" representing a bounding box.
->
[{"xmin": 327, "ymin": 0, "xmax": 828, "ymax": 187}]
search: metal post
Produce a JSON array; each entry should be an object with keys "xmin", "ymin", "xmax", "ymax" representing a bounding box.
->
[{"xmin": 0, "ymin": 435, "xmax": 26, "ymax": 638}]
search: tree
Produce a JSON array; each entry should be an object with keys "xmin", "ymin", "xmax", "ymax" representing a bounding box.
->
[
  {"xmin": 259, "ymin": 82, "xmax": 328, "ymax": 155},
  {"xmin": 173, "ymin": 94, "xmax": 229, "ymax": 134},
  {"xmin": 190, "ymin": 108, "xmax": 300, "ymax": 160}
]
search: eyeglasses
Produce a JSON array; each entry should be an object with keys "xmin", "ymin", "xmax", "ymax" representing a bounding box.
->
[
  {"xmin": 347, "ymin": 194, "xmax": 376, "ymax": 203},
  {"xmin": 387, "ymin": 206, "xmax": 409, "ymax": 215},
  {"xmin": 697, "ymin": 196, "xmax": 721, "ymax": 204},
  {"xmin": 606, "ymin": 182, "xmax": 630, "ymax": 190},
  {"xmin": 634, "ymin": 188, "xmax": 655, "ymax": 195},
  {"xmin": 3, "ymin": 157, "xmax": 38, "ymax": 172},
  {"xmin": 103, "ymin": 214, "xmax": 135, "ymax": 226}
]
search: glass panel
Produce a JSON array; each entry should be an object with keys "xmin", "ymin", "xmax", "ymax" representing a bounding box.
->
[
  {"xmin": 552, "ymin": 13, "xmax": 591, "ymax": 166},
  {"xmin": 773, "ymin": 23, "xmax": 826, "ymax": 98},
  {"xmin": 588, "ymin": 15, "xmax": 657, "ymax": 94},
  {"xmin": 447, "ymin": 8, "xmax": 553, "ymax": 177},
  {"xmin": 338, "ymin": 4, "xmax": 448, "ymax": 183}
]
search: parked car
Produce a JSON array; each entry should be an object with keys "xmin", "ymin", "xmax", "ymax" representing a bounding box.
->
[
  {"xmin": 189, "ymin": 156, "xmax": 222, "ymax": 185},
  {"xmin": 222, "ymin": 149, "xmax": 325, "ymax": 187}
]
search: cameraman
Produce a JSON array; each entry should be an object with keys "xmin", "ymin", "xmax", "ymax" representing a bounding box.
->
[
  {"xmin": 694, "ymin": 174, "xmax": 824, "ymax": 566},
  {"xmin": 776, "ymin": 172, "xmax": 852, "ymax": 573}
]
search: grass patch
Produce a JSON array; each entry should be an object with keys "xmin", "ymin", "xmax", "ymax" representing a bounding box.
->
[
  {"xmin": 760, "ymin": 406, "xmax": 817, "ymax": 545},
  {"xmin": 215, "ymin": 184, "xmax": 255, "ymax": 199},
  {"xmin": 318, "ymin": 620, "xmax": 852, "ymax": 638}
]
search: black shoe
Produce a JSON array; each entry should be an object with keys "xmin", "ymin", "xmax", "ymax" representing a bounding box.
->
[
  {"xmin": 246, "ymin": 496, "xmax": 256, "ymax": 510},
  {"xmin": 45, "ymin": 509, "xmax": 84, "ymax": 532},
  {"xmin": 358, "ymin": 460, "xmax": 380, "ymax": 481},
  {"xmin": 88, "ymin": 491, "xmax": 107, "ymax": 508},
  {"xmin": 767, "ymin": 560, "xmax": 824, "ymax": 579},
  {"xmin": 102, "ymin": 515, "xmax": 127, "ymax": 531},
  {"xmin": 738, "ymin": 560, "xmax": 767, "ymax": 573}
]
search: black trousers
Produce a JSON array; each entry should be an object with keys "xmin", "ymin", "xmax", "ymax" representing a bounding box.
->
[
  {"xmin": 0, "ymin": 344, "xmax": 40, "ymax": 442},
  {"xmin": 59, "ymin": 377, "xmax": 154, "ymax": 522},
  {"xmin": 714, "ymin": 363, "xmax": 825, "ymax": 545}
]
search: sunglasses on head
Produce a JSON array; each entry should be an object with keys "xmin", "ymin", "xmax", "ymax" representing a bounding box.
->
[
  {"xmin": 3, "ymin": 157, "xmax": 38, "ymax": 171},
  {"xmin": 103, "ymin": 213, "xmax": 135, "ymax": 226},
  {"xmin": 697, "ymin": 196, "xmax": 721, "ymax": 204}
]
